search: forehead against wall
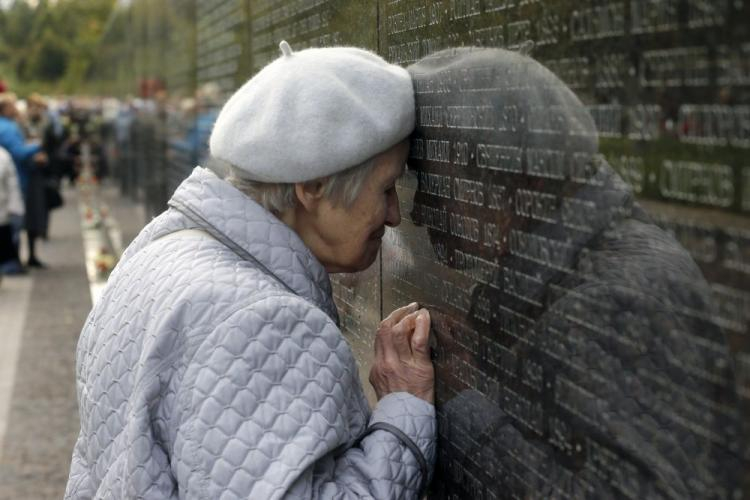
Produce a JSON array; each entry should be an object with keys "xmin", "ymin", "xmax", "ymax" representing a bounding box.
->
[{"xmin": 110, "ymin": 0, "xmax": 750, "ymax": 497}]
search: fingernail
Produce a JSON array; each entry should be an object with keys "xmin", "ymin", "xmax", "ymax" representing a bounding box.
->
[{"xmin": 409, "ymin": 302, "xmax": 418, "ymax": 308}]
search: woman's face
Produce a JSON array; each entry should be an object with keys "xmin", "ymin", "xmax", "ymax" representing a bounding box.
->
[{"xmin": 306, "ymin": 140, "xmax": 408, "ymax": 273}]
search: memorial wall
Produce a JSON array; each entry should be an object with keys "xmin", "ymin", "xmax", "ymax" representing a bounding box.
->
[
  {"xmin": 97, "ymin": 1, "xmax": 750, "ymax": 497},
  {"xmin": 376, "ymin": 2, "xmax": 750, "ymax": 498}
]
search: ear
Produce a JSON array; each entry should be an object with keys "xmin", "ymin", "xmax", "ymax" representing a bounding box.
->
[{"xmin": 294, "ymin": 180, "xmax": 326, "ymax": 212}]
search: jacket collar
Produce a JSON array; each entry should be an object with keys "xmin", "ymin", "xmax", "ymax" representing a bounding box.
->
[{"xmin": 169, "ymin": 167, "xmax": 339, "ymax": 324}]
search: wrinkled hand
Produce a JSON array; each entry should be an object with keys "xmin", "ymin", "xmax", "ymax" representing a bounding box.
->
[{"xmin": 369, "ymin": 302, "xmax": 435, "ymax": 404}]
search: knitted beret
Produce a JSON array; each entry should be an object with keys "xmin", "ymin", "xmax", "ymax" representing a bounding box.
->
[{"xmin": 209, "ymin": 41, "xmax": 415, "ymax": 183}]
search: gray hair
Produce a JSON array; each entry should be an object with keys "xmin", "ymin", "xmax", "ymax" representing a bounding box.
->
[{"xmin": 206, "ymin": 156, "xmax": 378, "ymax": 215}]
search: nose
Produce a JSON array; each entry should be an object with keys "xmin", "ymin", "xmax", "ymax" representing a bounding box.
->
[{"xmin": 385, "ymin": 189, "xmax": 401, "ymax": 227}]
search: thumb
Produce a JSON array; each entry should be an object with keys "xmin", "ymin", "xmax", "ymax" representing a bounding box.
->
[{"xmin": 411, "ymin": 310, "xmax": 431, "ymax": 359}]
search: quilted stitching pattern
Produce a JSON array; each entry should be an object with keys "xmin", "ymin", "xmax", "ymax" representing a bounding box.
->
[
  {"xmin": 65, "ymin": 168, "xmax": 436, "ymax": 499},
  {"xmin": 369, "ymin": 393, "xmax": 436, "ymax": 480},
  {"xmin": 171, "ymin": 167, "xmax": 339, "ymax": 323}
]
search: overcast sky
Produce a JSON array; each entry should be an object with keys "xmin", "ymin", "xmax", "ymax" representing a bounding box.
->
[{"xmin": 0, "ymin": 0, "xmax": 50, "ymax": 9}]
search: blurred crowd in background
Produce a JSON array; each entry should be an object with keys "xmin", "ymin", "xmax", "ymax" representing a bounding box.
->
[{"xmin": 0, "ymin": 77, "xmax": 223, "ymax": 286}]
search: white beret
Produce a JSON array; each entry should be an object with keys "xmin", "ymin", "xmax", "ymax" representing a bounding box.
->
[{"xmin": 209, "ymin": 41, "xmax": 415, "ymax": 182}]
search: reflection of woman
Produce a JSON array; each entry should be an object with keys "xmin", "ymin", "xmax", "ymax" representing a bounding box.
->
[
  {"xmin": 407, "ymin": 48, "xmax": 744, "ymax": 498},
  {"xmin": 66, "ymin": 42, "xmax": 435, "ymax": 499}
]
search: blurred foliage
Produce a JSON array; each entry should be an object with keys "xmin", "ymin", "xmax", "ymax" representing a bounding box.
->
[
  {"xmin": 0, "ymin": 0, "xmax": 115, "ymax": 95},
  {"xmin": 84, "ymin": 0, "xmax": 196, "ymax": 97}
]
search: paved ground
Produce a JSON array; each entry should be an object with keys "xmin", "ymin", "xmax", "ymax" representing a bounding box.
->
[{"xmin": 0, "ymin": 182, "xmax": 145, "ymax": 499}]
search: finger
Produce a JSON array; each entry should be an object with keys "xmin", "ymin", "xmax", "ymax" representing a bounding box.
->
[
  {"xmin": 374, "ymin": 323, "xmax": 391, "ymax": 364},
  {"xmin": 394, "ymin": 308, "xmax": 423, "ymax": 342},
  {"xmin": 410, "ymin": 310, "xmax": 431, "ymax": 360},
  {"xmin": 374, "ymin": 325, "xmax": 385, "ymax": 360},
  {"xmin": 391, "ymin": 313, "xmax": 418, "ymax": 359},
  {"xmin": 382, "ymin": 302, "xmax": 419, "ymax": 328},
  {"xmin": 375, "ymin": 322, "xmax": 400, "ymax": 367}
]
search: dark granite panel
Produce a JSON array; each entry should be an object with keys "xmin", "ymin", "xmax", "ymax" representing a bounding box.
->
[
  {"xmin": 196, "ymin": 0, "xmax": 250, "ymax": 94},
  {"xmin": 379, "ymin": 1, "xmax": 750, "ymax": 498},
  {"xmin": 249, "ymin": 0, "xmax": 378, "ymax": 70}
]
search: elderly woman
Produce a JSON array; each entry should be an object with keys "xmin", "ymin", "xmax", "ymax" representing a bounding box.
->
[{"xmin": 66, "ymin": 42, "xmax": 435, "ymax": 499}]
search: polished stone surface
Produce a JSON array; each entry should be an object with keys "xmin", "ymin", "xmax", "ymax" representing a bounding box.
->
[
  {"xmin": 107, "ymin": 1, "xmax": 750, "ymax": 496},
  {"xmin": 388, "ymin": 46, "xmax": 747, "ymax": 499},
  {"xmin": 374, "ymin": 2, "xmax": 750, "ymax": 497}
]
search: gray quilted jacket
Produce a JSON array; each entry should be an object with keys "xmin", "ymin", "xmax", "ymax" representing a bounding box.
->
[{"xmin": 65, "ymin": 167, "xmax": 436, "ymax": 499}]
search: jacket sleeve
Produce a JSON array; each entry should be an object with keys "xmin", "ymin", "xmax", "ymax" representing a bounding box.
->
[
  {"xmin": 0, "ymin": 122, "xmax": 41, "ymax": 168},
  {"xmin": 172, "ymin": 294, "xmax": 436, "ymax": 500},
  {"xmin": 3, "ymin": 152, "xmax": 24, "ymax": 216}
]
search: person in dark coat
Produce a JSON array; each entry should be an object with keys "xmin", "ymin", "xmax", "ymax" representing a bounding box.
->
[{"xmin": 22, "ymin": 94, "xmax": 56, "ymax": 245}]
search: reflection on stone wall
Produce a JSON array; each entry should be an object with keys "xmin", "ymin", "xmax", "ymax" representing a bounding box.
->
[
  {"xmin": 400, "ymin": 46, "xmax": 746, "ymax": 499},
  {"xmin": 96, "ymin": 1, "xmax": 750, "ymax": 497},
  {"xmin": 378, "ymin": 2, "xmax": 749, "ymax": 497}
]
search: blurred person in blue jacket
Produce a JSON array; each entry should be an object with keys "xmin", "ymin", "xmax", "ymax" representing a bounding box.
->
[
  {"xmin": 0, "ymin": 92, "xmax": 49, "ymax": 268},
  {"xmin": 169, "ymin": 83, "xmax": 221, "ymax": 170}
]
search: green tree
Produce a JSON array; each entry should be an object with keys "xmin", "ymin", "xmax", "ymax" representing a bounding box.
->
[
  {"xmin": 28, "ymin": 33, "xmax": 69, "ymax": 81},
  {"xmin": 0, "ymin": 0, "xmax": 116, "ymax": 94}
]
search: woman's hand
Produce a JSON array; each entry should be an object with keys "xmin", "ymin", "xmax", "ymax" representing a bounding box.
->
[{"xmin": 369, "ymin": 302, "xmax": 435, "ymax": 404}]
